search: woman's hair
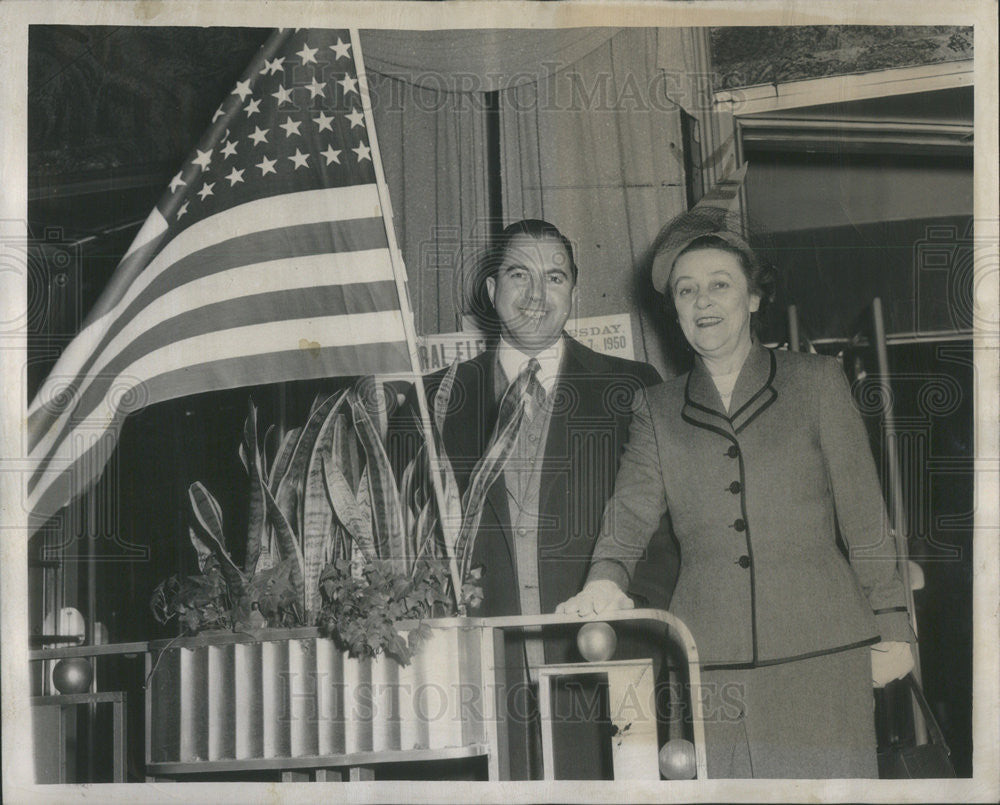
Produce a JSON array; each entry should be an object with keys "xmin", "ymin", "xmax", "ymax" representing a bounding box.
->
[
  {"xmin": 650, "ymin": 208, "xmax": 778, "ymax": 339},
  {"xmin": 661, "ymin": 234, "xmax": 777, "ymax": 326}
]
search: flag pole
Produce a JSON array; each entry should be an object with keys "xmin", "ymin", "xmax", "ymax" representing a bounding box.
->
[{"xmin": 351, "ymin": 30, "xmax": 464, "ymax": 607}]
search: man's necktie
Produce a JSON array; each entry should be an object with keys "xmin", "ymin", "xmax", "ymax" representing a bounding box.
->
[{"xmin": 497, "ymin": 358, "xmax": 544, "ymax": 431}]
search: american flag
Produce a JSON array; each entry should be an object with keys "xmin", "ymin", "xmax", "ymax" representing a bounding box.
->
[{"xmin": 26, "ymin": 28, "xmax": 413, "ymax": 532}]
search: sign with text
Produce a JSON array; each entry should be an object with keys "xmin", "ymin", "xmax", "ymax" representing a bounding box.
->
[
  {"xmin": 564, "ymin": 314, "xmax": 635, "ymax": 361},
  {"xmin": 415, "ymin": 313, "xmax": 635, "ymax": 373}
]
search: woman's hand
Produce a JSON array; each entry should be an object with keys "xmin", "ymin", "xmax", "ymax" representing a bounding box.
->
[
  {"xmin": 555, "ymin": 580, "xmax": 634, "ymax": 617},
  {"xmin": 871, "ymin": 641, "xmax": 915, "ymax": 687}
]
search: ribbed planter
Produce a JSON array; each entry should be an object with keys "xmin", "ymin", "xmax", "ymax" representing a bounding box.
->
[{"xmin": 145, "ymin": 619, "xmax": 487, "ymax": 774}]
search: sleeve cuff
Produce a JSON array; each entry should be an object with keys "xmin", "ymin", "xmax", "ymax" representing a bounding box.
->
[
  {"xmin": 588, "ymin": 559, "xmax": 631, "ymax": 593},
  {"xmin": 874, "ymin": 609, "xmax": 916, "ymax": 644}
]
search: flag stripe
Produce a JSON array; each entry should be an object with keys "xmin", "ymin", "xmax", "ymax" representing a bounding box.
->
[
  {"xmin": 29, "ymin": 286, "xmax": 403, "ymax": 490},
  {"xmin": 28, "ymin": 340, "xmax": 411, "ymax": 517},
  {"xmin": 127, "ymin": 219, "xmax": 389, "ymax": 324},
  {"xmin": 84, "ymin": 218, "xmax": 170, "ymax": 329},
  {"xmin": 86, "ymin": 185, "xmax": 381, "ymax": 323},
  {"xmin": 29, "ymin": 202, "xmax": 387, "ymax": 417},
  {"xmin": 142, "ymin": 185, "xmax": 382, "ymax": 290},
  {"xmin": 106, "ymin": 248, "xmax": 396, "ymax": 381},
  {"xmin": 28, "ymin": 237, "xmax": 391, "ymax": 440}
]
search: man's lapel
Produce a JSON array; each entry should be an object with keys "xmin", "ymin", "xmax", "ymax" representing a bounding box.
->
[
  {"xmin": 442, "ymin": 348, "xmax": 498, "ymax": 490},
  {"xmin": 537, "ymin": 337, "xmax": 608, "ymax": 520},
  {"xmin": 464, "ymin": 345, "xmax": 514, "ymax": 565}
]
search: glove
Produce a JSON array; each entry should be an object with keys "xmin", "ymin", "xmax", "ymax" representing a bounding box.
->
[
  {"xmin": 871, "ymin": 640, "xmax": 915, "ymax": 687},
  {"xmin": 555, "ymin": 580, "xmax": 635, "ymax": 617}
]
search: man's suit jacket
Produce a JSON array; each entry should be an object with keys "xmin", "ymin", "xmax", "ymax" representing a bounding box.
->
[
  {"xmin": 389, "ymin": 335, "xmax": 675, "ymax": 779},
  {"xmin": 590, "ymin": 342, "xmax": 914, "ymax": 668},
  {"xmin": 391, "ymin": 335, "xmax": 675, "ymax": 655}
]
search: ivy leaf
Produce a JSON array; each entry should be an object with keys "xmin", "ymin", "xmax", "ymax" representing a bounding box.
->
[{"xmin": 316, "ymin": 555, "xmax": 464, "ymax": 666}]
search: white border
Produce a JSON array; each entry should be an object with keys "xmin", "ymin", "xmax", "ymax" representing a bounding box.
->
[{"xmin": 2, "ymin": 2, "xmax": 997, "ymax": 803}]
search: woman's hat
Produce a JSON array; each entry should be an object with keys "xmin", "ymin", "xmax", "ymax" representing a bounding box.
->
[{"xmin": 651, "ymin": 164, "xmax": 750, "ymax": 294}]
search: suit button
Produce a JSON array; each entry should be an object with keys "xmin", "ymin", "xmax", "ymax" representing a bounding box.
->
[
  {"xmin": 737, "ymin": 555, "xmax": 751, "ymax": 569},
  {"xmin": 733, "ymin": 518, "xmax": 746, "ymax": 532},
  {"xmin": 727, "ymin": 445, "xmax": 739, "ymax": 458},
  {"xmin": 729, "ymin": 481, "xmax": 742, "ymax": 494}
]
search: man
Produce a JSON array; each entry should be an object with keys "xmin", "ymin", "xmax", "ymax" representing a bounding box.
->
[{"xmin": 389, "ymin": 219, "xmax": 676, "ymax": 779}]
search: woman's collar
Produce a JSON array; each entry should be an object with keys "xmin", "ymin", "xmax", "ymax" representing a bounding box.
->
[{"xmin": 684, "ymin": 342, "xmax": 778, "ymax": 434}]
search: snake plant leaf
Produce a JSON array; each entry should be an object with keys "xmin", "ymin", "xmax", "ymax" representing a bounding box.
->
[
  {"xmin": 338, "ymin": 523, "xmax": 353, "ymax": 563},
  {"xmin": 433, "ymin": 358, "xmax": 461, "ymax": 436},
  {"xmin": 348, "ymin": 387, "xmax": 408, "ymax": 574},
  {"xmin": 238, "ymin": 441, "xmax": 249, "ymax": 478},
  {"xmin": 436, "ymin": 447, "xmax": 463, "ymax": 556},
  {"xmin": 240, "ymin": 400, "xmax": 270, "ymax": 576},
  {"xmin": 356, "ymin": 464, "xmax": 374, "ymax": 545},
  {"xmin": 188, "ymin": 481, "xmax": 225, "ymax": 560},
  {"xmin": 324, "ymin": 520, "xmax": 351, "ymax": 567},
  {"xmin": 275, "ymin": 393, "xmax": 342, "ymax": 535},
  {"xmin": 301, "ymin": 391, "xmax": 349, "ymax": 621},
  {"xmin": 260, "ymin": 480, "xmax": 305, "ymax": 605},
  {"xmin": 399, "ymin": 454, "xmax": 417, "ymax": 541},
  {"xmin": 329, "ymin": 409, "xmax": 361, "ymax": 568},
  {"xmin": 416, "ymin": 361, "xmax": 462, "ymax": 559},
  {"xmin": 187, "ymin": 524, "xmax": 215, "ymax": 580},
  {"xmin": 321, "ymin": 449, "xmax": 376, "ymax": 562},
  {"xmin": 400, "ymin": 457, "xmax": 423, "ymax": 564},
  {"xmin": 268, "ymin": 428, "xmax": 299, "ymax": 496},
  {"xmin": 400, "ymin": 445, "xmax": 429, "ymax": 516},
  {"xmin": 399, "ymin": 436, "xmax": 459, "ymax": 587},
  {"xmin": 308, "ymin": 393, "xmax": 325, "ymax": 419},
  {"xmin": 269, "ymin": 426, "xmax": 303, "ymax": 539},
  {"xmin": 321, "ymin": 525, "xmax": 337, "ymax": 566},
  {"xmin": 331, "ymin": 400, "xmax": 360, "ymax": 493},
  {"xmin": 457, "ymin": 398, "xmax": 527, "ymax": 580},
  {"xmin": 262, "ymin": 423, "xmax": 276, "ymax": 474},
  {"xmin": 188, "ymin": 482, "xmax": 246, "ymax": 596},
  {"xmin": 413, "ymin": 496, "xmax": 440, "ymax": 566}
]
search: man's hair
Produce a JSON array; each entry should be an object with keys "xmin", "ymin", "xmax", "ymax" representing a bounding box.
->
[
  {"xmin": 489, "ymin": 219, "xmax": 579, "ymax": 283},
  {"xmin": 465, "ymin": 219, "xmax": 578, "ymax": 331}
]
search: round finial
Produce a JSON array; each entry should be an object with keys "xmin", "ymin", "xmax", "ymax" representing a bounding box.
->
[
  {"xmin": 658, "ymin": 738, "xmax": 697, "ymax": 779},
  {"xmin": 52, "ymin": 657, "xmax": 94, "ymax": 694},
  {"xmin": 576, "ymin": 621, "xmax": 617, "ymax": 662}
]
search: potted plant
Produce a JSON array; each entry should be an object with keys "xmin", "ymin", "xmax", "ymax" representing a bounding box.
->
[{"xmin": 145, "ymin": 366, "xmax": 532, "ymax": 771}]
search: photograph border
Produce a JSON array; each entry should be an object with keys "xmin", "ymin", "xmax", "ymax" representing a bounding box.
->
[{"xmin": 2, "ymin": 2, "xmax": 997, "ymax": 802}]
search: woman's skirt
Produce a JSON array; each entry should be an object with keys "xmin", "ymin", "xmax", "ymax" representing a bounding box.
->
[{"xmin": 697, "ymin": 646, "xmax": 877, "ymax": 778}]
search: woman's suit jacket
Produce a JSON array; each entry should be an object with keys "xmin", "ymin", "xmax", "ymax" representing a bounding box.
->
[{"xmin": 589, "ymin": 342, "xmax": 914, "ymax": 668}]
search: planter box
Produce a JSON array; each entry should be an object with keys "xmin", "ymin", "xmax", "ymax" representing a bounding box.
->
[
  {"xmin": 145, "ymin": 619, "xmax": 488, "ymax": 774},
  {"xmin": 144, "ymin": 610, "xmax": 706, "ymax": 780}
]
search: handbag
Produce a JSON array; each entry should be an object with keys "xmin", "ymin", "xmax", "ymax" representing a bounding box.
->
[{"xmin": 877, "ymin": 673, "xmax": 956, "ymax": 778}]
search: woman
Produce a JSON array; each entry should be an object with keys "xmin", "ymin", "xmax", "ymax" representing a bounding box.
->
[{"xmin": 557, "ymin": 210, "xmax": 915, "ymax": 778}]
